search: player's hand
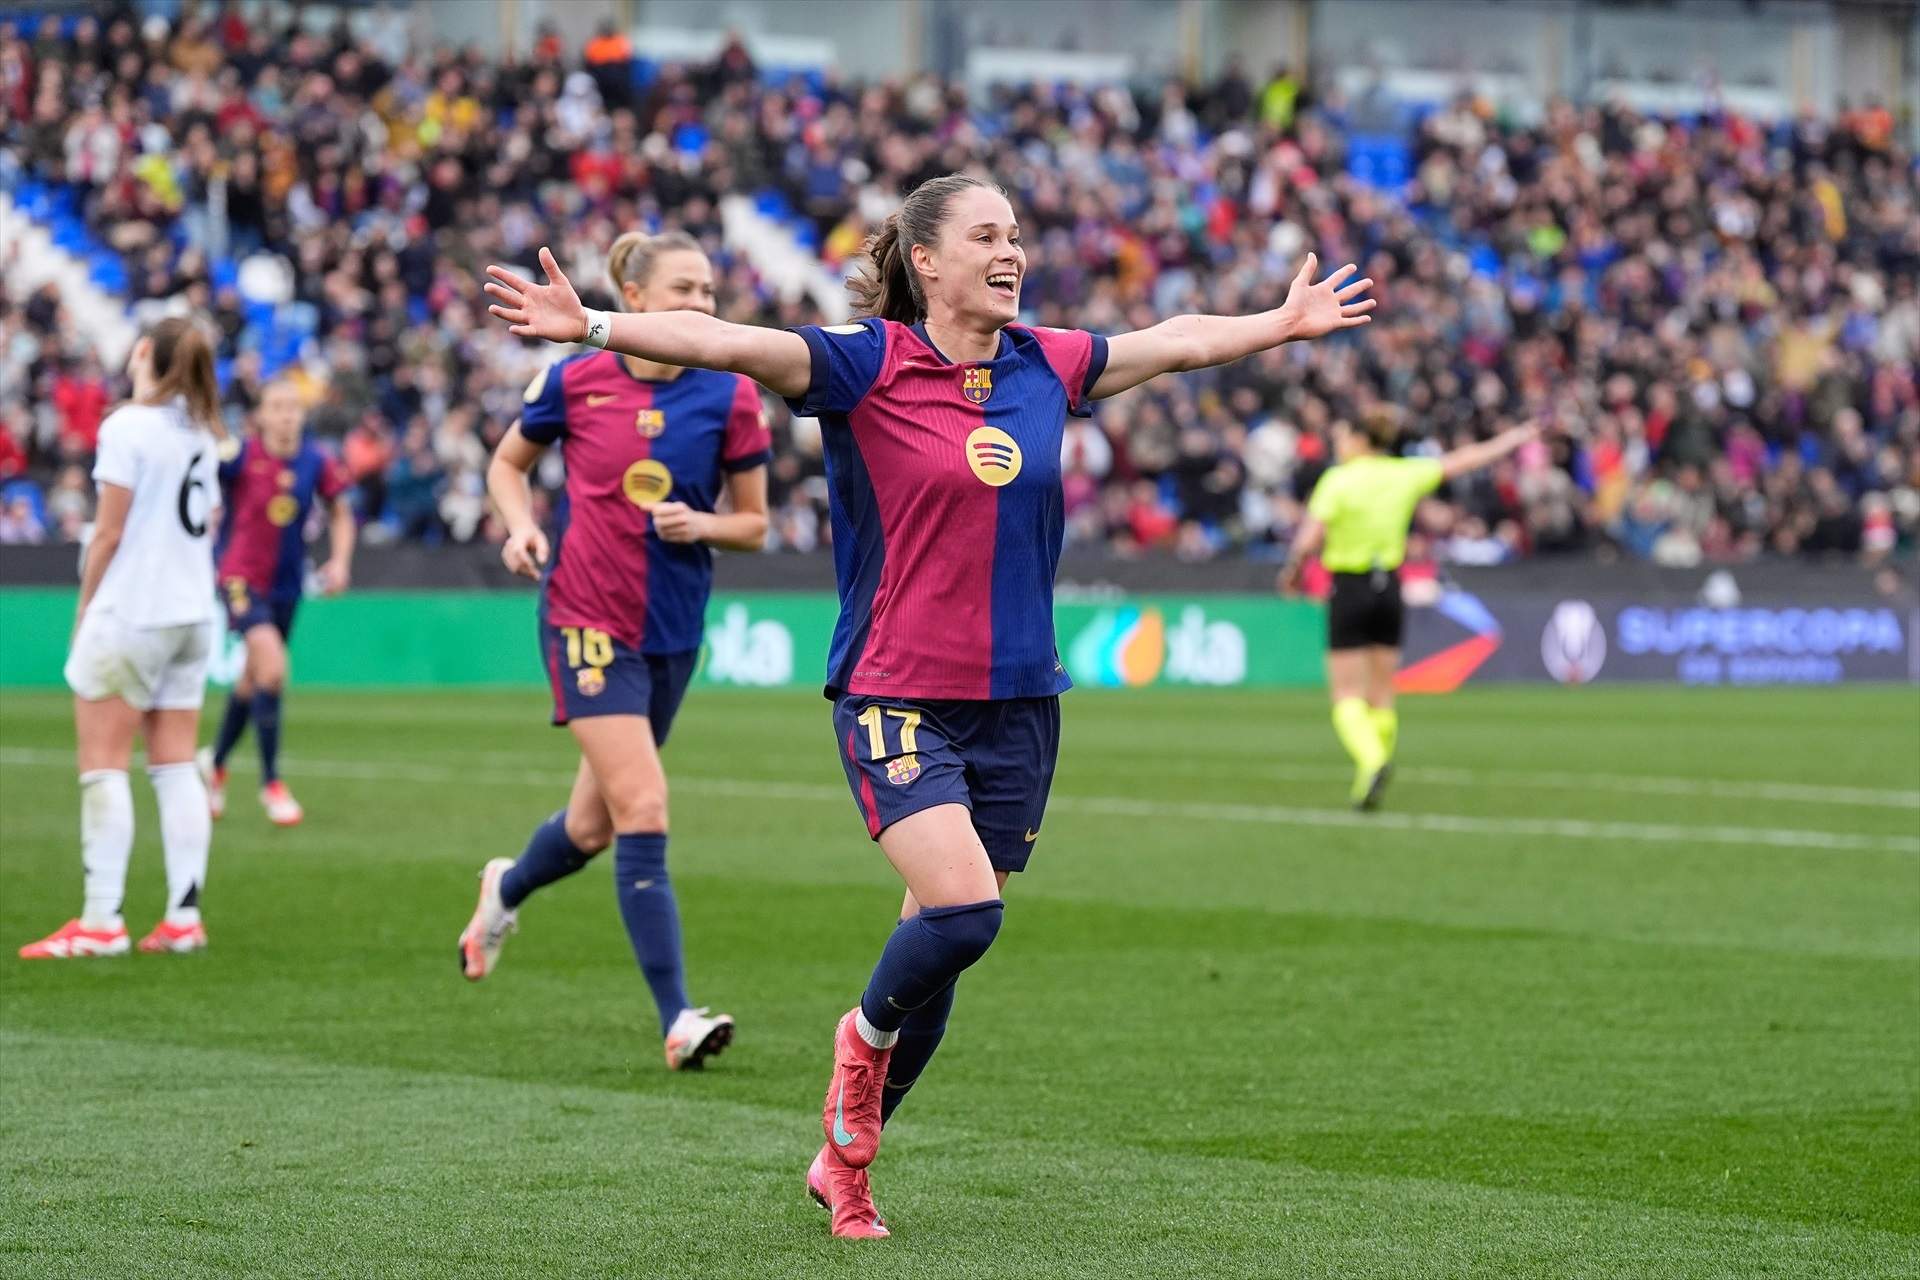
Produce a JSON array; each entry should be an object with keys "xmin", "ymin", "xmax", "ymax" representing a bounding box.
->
[
  {"xmin": 1277, "ymin": 560, "xmax": 1307, "ymax": 596},
  {"xmin": 648, "ymin": 501, "xmax": 707, "ymax": 544},
  {"xmin": 485, "ymin": 247, "xmax": 588, "ymax": 344},
  {"xmin": 318, "ymin": 559, "xmax": 351, "ymax": 595},
  {"xmin": 502, "ymin": 526, "xmax": 550, "ymax": 579},
  {"xmin": 1278, "ymin": 253, "xmax": 1375, "ymax": 342}
]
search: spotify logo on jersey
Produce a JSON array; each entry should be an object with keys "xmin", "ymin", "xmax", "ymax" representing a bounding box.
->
[
  {"xmin": 622, "ymin": 459, "xmax": 673, "ymax": 508},
  {"xmin": 965, "ymin": 427, "xmax": 1022, "ymax": 487}
]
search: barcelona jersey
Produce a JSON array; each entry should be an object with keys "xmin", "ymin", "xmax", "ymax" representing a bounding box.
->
[
  {"xmin": 214, "ymin": 436, "xmax": 350, "ymax": 602},
  {"xmin": 520, "ymin": 350, "xmax": 772, "ymax": 655},
  {"xmin": 785, "ymin": 317, "xmax": 1108, "ymax": 700}
]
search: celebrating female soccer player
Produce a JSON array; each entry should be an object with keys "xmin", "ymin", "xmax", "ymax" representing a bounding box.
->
[
  {"xmin": 21, "ymin": 317, "xmax": 227, "ymax": 959},
  {"xmin": 484, "ymin": 174, "xmax": 1372, "ymax": 1236},
  {"xmin": 1281, "ymin": 410, "xmax": 1537, "ymax": 809},
  {"xmin": 459, "ymin": 231, "xmax": 771, "ymax": 1073},
  {"xmin": 198, "ymin": 378, "xmax": 355, "ymax": 827}
]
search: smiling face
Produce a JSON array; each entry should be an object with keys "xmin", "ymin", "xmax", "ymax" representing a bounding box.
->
[
  {"xmin": 256, "ymin": 379, "xmax": 304, "ymax": 456},
  {"xmin": 913, "ymin": 186, "xmax": 1025, "ymax": 330},
  {"xmin": 622, "ymin": 248, "xmax": 717, "ymax": 317}
]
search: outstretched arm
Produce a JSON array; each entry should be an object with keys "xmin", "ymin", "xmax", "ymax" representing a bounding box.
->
[
  {"xmin": 485, "ymin": 247, "xmax": 813, "ymax": 400},
  {"xmin": 1441, "ymin": 423, "xmax": 1538, "ymax": 480},
  {"xmin": 1091, "ymin": 254, "xmax": 1374, "ymax": 400}
]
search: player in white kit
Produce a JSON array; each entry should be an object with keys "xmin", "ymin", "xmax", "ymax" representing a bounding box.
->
[{"xmin": 20, "ymin": 316, "xmax": 229, "ymax": 959}]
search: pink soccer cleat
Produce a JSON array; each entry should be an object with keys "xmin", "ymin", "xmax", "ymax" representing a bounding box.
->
[
  {"xmin": 138, "ymin": 920, "xmax": 208, "ymax": 954},
  {"xmin": 820, "ymin": 1008, "xmax": 891, "ymax": 1170},
  {"xmin": 19, "ymin": 919, "xmax": 130, "ymax": 959},
  {"xmin": 807, "ymin": 1143, "xmax": 889, "ymax": 1239},
  {"xmin": 260, "ymin": 780, "xmax": 303, "ymax": 826},
  {"xmin": 457, "ymin": 857, "xmax": 517, "ymax": 981}
]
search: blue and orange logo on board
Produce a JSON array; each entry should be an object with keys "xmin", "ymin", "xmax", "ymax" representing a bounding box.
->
[
  {"xmin": 885, "ymin": 754, "xmax": 921, "ymax": 786},
  {"xmin": 961, "ymin": 366, "xmax": 992, "ymax": 404}
]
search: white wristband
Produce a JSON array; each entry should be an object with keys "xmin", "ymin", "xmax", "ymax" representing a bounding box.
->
[{"xmin": 581, "ymin": 309, "xmax": 612, "ymax": 349}]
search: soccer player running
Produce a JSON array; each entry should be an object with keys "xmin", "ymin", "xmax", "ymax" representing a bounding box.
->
[
  {"xmin": 459, "ymin": 231, "xmax": 771, "ymax": 1072},
  {"xmin": 1280, "ymin": 409, "xmax": 1536, "ymax": 809},
  {"xmin": 198, "ymin": 378, "xmax": 356, "ymax": 826},
  {"xmin": 483, "ymin": 174, "xmax": 1373, "ymax": 1237},
  {"xmin": 21, "ymin": 317, "xmax": 226, "ymax": 959}
]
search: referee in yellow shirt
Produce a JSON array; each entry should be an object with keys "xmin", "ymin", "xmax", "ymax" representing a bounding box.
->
[{"xmin": 1282, "ymin": 411, "xmax": 1537, "ymax": 809}]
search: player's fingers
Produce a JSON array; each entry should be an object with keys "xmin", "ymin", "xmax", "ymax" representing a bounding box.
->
[
  {"xmin": 539, "ymin": 245, "xmax": 570, "ymax": 287},
  {"xmin": 1340, "ymin": 313, "xmax": 1373, "ymax": 328},
  {"xmin": 1293, "ymin": 252, "xmax": 1317, "ymax": 283},
  {"xmin": 1341, "ymin": 298, "xmax": 1378, "ymax": 315},
  {"xmin": 510, "ymin": 323, "xmax": 534, "ymax": 337},
  {"xmin": 1324, "ymin": 263, "xmax": 1358, "ymax": 289},
  {"xmin": 1335, "ymin": 276, "xmax": 1373, "ymax": 301},
  {"xmin": 487, "ymin": 264, "xmax": 534, "ymax": 293},
  {"xmin": 483, "ymin": 281, "xmax": 522, "ymax": 302},
  {"xmin": 489, "ymin": 303, "xmax": 527, "ymax": 323}
]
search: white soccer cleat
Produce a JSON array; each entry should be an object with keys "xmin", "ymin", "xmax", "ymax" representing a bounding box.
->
[
  {"xmin": 664, "ymin": 1006, "xmax": 735, "ymax": 1071},
  {"xmin": 197, "ymin": 747, "xmax": 226, "ymax": 820},
  {"xmin": 458, "ymin": 857, "xmax": 517, "ymax": 981},
  {"xmin": 260, "ymin": 780, "xmax": 303, "ymax": 826}
]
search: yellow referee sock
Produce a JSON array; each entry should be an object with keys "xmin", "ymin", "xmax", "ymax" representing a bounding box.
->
[
  {"xmin": 1371, "ymin": 706, "xmax": 1398, "ymax": 762},
  {"xmin": 1332, "ymin": 697, "xmax": 1387, "ymax": 781}
]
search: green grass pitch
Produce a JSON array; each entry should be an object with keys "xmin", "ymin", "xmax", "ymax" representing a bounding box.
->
[{"xmin": 2, "ymin": 684, "xmax": 1916, "ymax": 1278}]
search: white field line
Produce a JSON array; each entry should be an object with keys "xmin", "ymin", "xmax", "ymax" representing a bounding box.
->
[
  {"xmin": 1240, "ymin": 763, "xmax": 1920, "ymax": 812},
  {"xmin": 1, "ymin": 748, "xmax": 1913, "ymax": 856},
  {"xmin": 4, "ymin": 698, "xmax": 1911, "ymax": 809}
]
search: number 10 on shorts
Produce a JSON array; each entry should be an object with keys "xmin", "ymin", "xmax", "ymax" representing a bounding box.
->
[{"xmin": 561, "ymin": 626, "xmax": 613, "ymax": 668}]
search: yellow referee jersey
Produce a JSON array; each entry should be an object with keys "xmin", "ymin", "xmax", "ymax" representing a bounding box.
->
[{"xmin": 1306, "ymin": 455, "xmax": 1444, "ymax": 573}]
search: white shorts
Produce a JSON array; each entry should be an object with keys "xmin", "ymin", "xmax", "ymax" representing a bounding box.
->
[{"xmin": 64, "ymin": 610, "xmax": 215, "ymax": 712}]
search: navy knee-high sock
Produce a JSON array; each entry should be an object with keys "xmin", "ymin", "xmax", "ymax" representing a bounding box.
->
[
  {"xmin": 613, "ymin": 833, "xmax": 689, "ymax": 1037},
  {"xmin": 252, "ymin": 690, "xmax": 283, "ymax": 784},
  {"xmin": 881, "ymin": 975, "xmax": 956, "ymax": 1126},
  {"xmin": 859, "ymin": 899, "xmax": 1003, "ymax": 1034},
  {"xmin": 499, "ymin": 811, "xmax": 591, "ymax": 909},
  {"xmin": 211, "ymin": 691, "xmax": 250, "ymax": 767}
]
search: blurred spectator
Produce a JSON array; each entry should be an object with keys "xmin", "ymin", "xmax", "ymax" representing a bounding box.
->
[{"xmin": 2, "ymin": 8, "xmax": 1914, "ymax": 572}]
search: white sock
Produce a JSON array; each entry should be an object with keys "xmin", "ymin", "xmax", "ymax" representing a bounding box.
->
[
  {"xmin": 854, "ymin": 1008, "xmax": 899, "ymax": 1050},
  {"xmin": 148, "ymin": 761, "xmax": 209, "ymax": 926},
  {"xmin": 79, "ymin": 769, "xmax": 133, "ymax": 928}
]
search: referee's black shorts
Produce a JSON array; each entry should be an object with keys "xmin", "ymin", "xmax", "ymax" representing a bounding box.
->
[{"xmin": 1327, "ymin": 570, "xmax": 1405, "ymax": 650}]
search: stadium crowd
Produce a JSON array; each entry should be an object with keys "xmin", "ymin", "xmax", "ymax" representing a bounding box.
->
[{"xmin": 2, "ymin": 5, "xmax": 1916, "ymax": 567}]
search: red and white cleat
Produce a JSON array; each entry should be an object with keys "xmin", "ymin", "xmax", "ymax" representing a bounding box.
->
[
  {"xmin": 138, "ymin": 919, "xmax": 208, "ymax": 954},
  {"xmin": 457, "ymin": 857, "xmax": 517, "ymax": 981},
  {"xmin": 820, "ymin": 1008, "xmax": 892, "ymax": 1170},
  {"xmin": 196, "ymin": 747, "xmax": 226, "ymax": 820},
  {"xmin": 19, "ymin": 918, "xmax": 130, "ymax": 959},
  {"xmin": 807, "ymin": 1143, "xmax": 889, "ymax": 1239},
  {"xmin": 664, "ymin": 1006, "xmax": 735, "ymax": 1070},
  {"xmin": 260, "ymin": 780, "xmax": 303, "ymax": 827}
]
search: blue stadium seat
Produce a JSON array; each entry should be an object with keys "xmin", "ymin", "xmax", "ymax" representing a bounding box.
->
[
  {"xmin": 1346, "ymin": 133, "xmax": 1412, "ymax": 192},
  {"xmin": 87, "ymin": 250, "xmax": 127, "ymax": 293},
  {"xmin": 210, "ymin": 257, "xmax": 239, "ymax": 290},
  {"xmin": 672, "ymin": 122, "xmax": 708, "ymax": 155}
]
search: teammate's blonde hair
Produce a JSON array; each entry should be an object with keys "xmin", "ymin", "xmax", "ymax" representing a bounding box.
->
[
  {"xmin": 138, "ymin": 315, "xmax": 222, "ymax": 432},
  {"xmin": 606, "ymin": 230, "xmax": 704, "ymax": 307}
]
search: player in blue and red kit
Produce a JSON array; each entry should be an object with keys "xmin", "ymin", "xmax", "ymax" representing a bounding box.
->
[
  {"xmin": 198, "ymin": 378, "xmax": 355, "ymax": 828},
  {"xmin": 485, "ymin": 175, "xmax": 1373, "ymax": 1235},
  {"xmin": 459, "ymin": 231, "xmax": 771, "ymax": 1073}
]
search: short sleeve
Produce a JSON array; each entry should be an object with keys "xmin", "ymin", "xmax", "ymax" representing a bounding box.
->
[
  {"xmin": 317, "ymin": 449, "xmax": 352, "ymax": 501},
  {"xmin": 518, "ymin": 357, "xmax": 571, "ymax": 444},
  {"xmin": 784, "ymin": 318, "xmax": 888, "ymax": 418},
  {"xmin": 217, "ymin": 437, "xmax": 246, "ymax": 483},
  {"xmin": 1306, "ymin": 470, "xmax": 1340, "ymax": 522},
  {"xmin": 91, "ymin": 410, "xmax": 141, "ymax": 490},
  {"xmin": 722, "ymin": 375, "xmax": 773, "ymax": 473},
  {"xmin": 1024, "ymin": 326, "xmax": 1109, "ymax": 418},
  {"xmin": 1406, "ymin": 457, "xmax": 1445, "ymax": 498}
]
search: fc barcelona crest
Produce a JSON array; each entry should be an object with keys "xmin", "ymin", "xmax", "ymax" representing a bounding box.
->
[
  {"xmin": 576, "ymin": 667, "xmax": 606, "ymax": 697},
  {"xmin": 635, "ymin": 408, "xmax": 667, "ymax": 438},
  {"xmin": 886, "ymin": 754, "xmax": 921, "ymax": 786},
  {"xmin": 961, "ymin": 366, "xmax": 992, "ymax": 404}
]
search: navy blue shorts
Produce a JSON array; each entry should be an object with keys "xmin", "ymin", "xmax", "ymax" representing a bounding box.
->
[
  {"xmin": 831, "ymin": 694, "xmax": 1061, "ymax": 873},
  {"xmin": 540, "ymin": 619, "xmax": 695, "ymax": 747},
  {"xmin": 221, "ymin": 577, "xmax": 297, "ymax": 639}
]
